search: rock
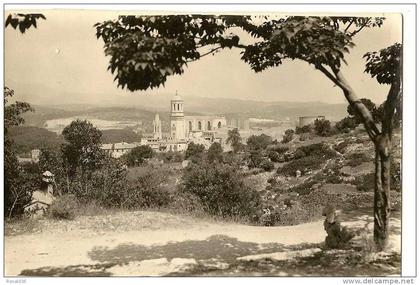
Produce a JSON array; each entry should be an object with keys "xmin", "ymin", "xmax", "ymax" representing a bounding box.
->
[
  {"xmin": 323, "ymin": 205, "xmax": 355, "ymax": 249},
  {"xmin": 181, "ymin": 160, "xmax": 190, "ymax": 168},
  {"xmin": 24, "ymin": 190, "xmax": 55, "ymax": 218}
]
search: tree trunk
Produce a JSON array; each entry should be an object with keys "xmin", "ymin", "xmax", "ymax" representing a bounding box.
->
[{"xmin": 373, "ymin": 134, "xmax": 392, "ymax": 251}]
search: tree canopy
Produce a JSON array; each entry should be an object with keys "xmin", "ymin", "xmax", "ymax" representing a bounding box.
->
[
  {"xmin": 95, "ymin": 15, "xmax": 384, "ymax": 91},
  {"xmin": 96, "ymin": 14, "xmax": 401, "ymax": 250},
  {"xmin": 5, "ymin": 13, "xmax": 46, "ymax": 33}
]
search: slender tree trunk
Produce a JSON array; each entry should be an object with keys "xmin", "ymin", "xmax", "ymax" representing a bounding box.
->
[
  {"xmin": 316, "ymin": 65, "xmax": 399, "ymax": 251},
  {"xmin": 8, "ymin": 191, "xmax": 19, "ymax": 220},
  {"xmin": 373, "ymin": 134, "xmax": 392, "ymax": 251}
]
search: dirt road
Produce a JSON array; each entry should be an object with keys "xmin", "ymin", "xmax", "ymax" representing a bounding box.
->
[{"xmin": 4, "ymin": 210, "xmax": 401, "ymax": 276}]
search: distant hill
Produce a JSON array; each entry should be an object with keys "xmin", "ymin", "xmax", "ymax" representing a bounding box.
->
[
  {"xmin": 8, "ymin": 126, "xmax": 64, "ymax": 154},
  {"xmin": 23, "ymin": 96, "xmax": 348, "ymax": 128}
]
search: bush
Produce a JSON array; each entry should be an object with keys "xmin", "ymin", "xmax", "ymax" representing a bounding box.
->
[
  {"xmin": 156, "ymin": 151, "xmax": 183, "ymax": 163},
  {"xmin": 288, "ymin": 180, "xmax": 317, "ymax": 195},
  {"xmin": 299, "ymin": 133, "xmax": 314, "ymax": 141},
  {"xmin": 74, "ymin": 157, "xmax": 128, "ymax": 207},
  {"xmin": 268, "ymin": 150, "xmax": 281, "ymax": 162},
  {"xmin": 352, "ymin": 174, "xmax": 374, "ymax": 192},
  {"xmin": 268, "ymin": 203, "xmax": 315, "ymax": 226},
  {"xmin": 260, "ymin": 159, "xmax": 275, "ymax": 172},
  {"xmin": 345, "ymin": 152, "xmax": 371, "ymax": 167},
  {"xmin": 267, "ymin": 144, "xmax": 289, "ymax": 155},
  {"xmin": 296, "ymin": 143, "xmax": 337, "ymax": 159},
  {"xmin": 248, "ymin": 151, "xmax": 264, "ymax": 168},
  {"xmin": 185, "ymin": 142, "xmax": 205, "ymax": 162},
  {"xmin": 122, "ymin": 145, "xmax": 154, "ymax": 167},
  {"xmin": 48, "ymin": 194, "xmax": 78, "ymax": 220},
  {"xmin": 293, "ymin": 149, "xmax": 306, "ymax": 160},
  {"xmin": 123, "ymin": 167, "xmax": 173, "ymax": 209},
  {"xmin": 336, "ymin": 116, "xmax": 358, "ymax": 133},
  {"xmin": 247, "ymin": 134, "xmax": 273, "ymax": 150},
  {"xmin": 168, "ymin": 191, "xmax": 205, "ymax": 215},
  {"xmin": 295, "ymin": 124, "xmax": 313, "ymax": 134},
  {"xmin": 314, "ymin": 119, "xmax": 332, "ymax": 137},
  {"xmin": 207, "ymin": 142, "xmax": 223, "ymax": 162},
  {"xmin": 182, "ymin": 161, "xmax": 262, "ymax": 220},
  {"xmin": 277, "ymin": 156, "xmax": 325, "ymax": 176},
  {"xmin": 282, "ymin": 129, "xmax": 295, "ymax": 143}
]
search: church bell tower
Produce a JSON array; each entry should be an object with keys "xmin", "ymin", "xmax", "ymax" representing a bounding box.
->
[{"xmin": 170, "ymin": 91, "xmax": 186, "ymax": 141}]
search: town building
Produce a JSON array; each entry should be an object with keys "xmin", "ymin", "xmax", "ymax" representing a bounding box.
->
[
  {"xmin": 102, "ymin": 92, "xmax": 227, "ymax": 158},
  {"xmin": 17, "ymin": 149, "xmax": 40, "ymax": 164},
  {"xmin": 298, "ymin": 115, "xmax": 326, "ymax": 127}
]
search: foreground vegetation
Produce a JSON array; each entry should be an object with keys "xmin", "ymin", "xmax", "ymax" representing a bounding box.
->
[{"xmin": 5, "ymin": 100, "xmax": 401, "ymax": 230}]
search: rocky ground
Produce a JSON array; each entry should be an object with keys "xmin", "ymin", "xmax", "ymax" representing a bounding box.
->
[{"xmin": 5, "ymin": 209, "xmax": 401, "ymax": 277}]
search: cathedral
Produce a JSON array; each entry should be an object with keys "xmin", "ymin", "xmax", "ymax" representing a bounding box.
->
[
  {"xmin": 163, "ymin": 92, "xmax": 227, "ymax": 141},
  {"xmin": 151, "ymin": 92, "xmax": 227, "ymax": 151},
  {"xmin": 102, "ymin": 92, "xmax": 228, "ymax": 157}
]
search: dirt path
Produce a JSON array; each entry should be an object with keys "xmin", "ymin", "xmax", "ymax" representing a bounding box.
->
[{"xmin": 4, "ymin": 210, "xmax": 401, "ymax": 277}]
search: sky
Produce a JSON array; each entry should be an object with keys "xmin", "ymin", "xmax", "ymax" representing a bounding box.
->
[{"xmin": 5, "ymin": 10, "xmax": 402, "ymax": 106}]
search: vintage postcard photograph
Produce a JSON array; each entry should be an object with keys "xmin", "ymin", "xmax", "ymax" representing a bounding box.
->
[{"xmin": 2, "ymin": 3, "xmax": 414, "ymax": 281}]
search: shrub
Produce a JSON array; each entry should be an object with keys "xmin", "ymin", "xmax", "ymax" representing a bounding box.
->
[
  {"xmin": 352, "ymin": 174, "xmax": 375, "ymax": 192},
  {"xmin": 268, "ymin": 144, "xmax": 289, "ymax": 155},
  {"xmin": 288, "ymin": 180, "xmax": 317, "ymax": 195},
  {"xmin": 296, "ymin": 143, "xmax": 336, "ymax": 159},
  {"xmin": 207, "ymin": 142, "xmax": 223, "ymax": 162},
  {"xmin": 260, "ymin": 159, "xmax": 275, "ymax": 172},
  {"xmin": 247, "ymin": 134, "xmax": 273, "ymax": 150},
  {"xmin": 277, "ymin": 156, "xmax": 325, "ymax": 176},
  {"xmin": 123, "ymin": 167, "xmax": 172, "ymax": 209},
  {"xmin": 345, "ymin": 152, "xmax": 371, "ymax": 167},
  {"xmin": 156, "ymin": 151, "xmax": 183, "ymax": 163},
  {"xmin": 248, "ymin": 151, "xmax": 264, "ymax": 168},
  {"xmin": 48, "ymin": 194, "xmax": 78, "ymax": 220},
  {"xmin": 268, "ymin": 203, "xmax": 315, "ymax": 226},
  {"xmin": 185, "ymin": 142, "xmax": 205, "ymax": 162},
  {"xmin": 182, "ymin": 161, "xmax": 262, "ymax": 220},
  {"xmin": 74, "ymin": 157, "xmax": 128, "ymax": 207},
  {"xmin": 282, "ymin": 129, "xmax": 295, "ymax": 143},
  {"xmin": 268, "ymin": 150, "xmax": 281, "ymax": 162},
  {"xmin": 299, "ymin": 133, "xmax": 314, "ymax": 141},
  {"xmin": 295, "ymin": 124, "xmax": 313, "ymax": 134},
  {"xmin": 168, "ymin": 191, "xmax": 205, "ymax": 215},
  {"xmin": 314, "ymin": 119, "xmax": 332, "ymax": 137},
  {"xmin": 336, "ymin": 116, "xmax": 358, "ymax": 133},
  {"xmin": 293, "ymin": 149, "xmax": 306, "ymax": 160},
  {"xmin": 122, "ymin": 145, "xmax": 154, "ymax": 167}
]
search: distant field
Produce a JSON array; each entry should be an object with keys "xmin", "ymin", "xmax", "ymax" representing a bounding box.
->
[{"xmin": 44, "ymin": 117, "xmax": 140, "ymax": 134}]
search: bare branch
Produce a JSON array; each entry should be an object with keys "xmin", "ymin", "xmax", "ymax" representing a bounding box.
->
[
  {"xmin": 344, "ymin": 19, "xmax": 354, "ymax": 33},
  {"xmin": 199, "ymin": 46, "xmax": 223, "ymax": 58},
  {"xmin": 349, "ymin": 19, "xmax": 369, "ymax": 37}
]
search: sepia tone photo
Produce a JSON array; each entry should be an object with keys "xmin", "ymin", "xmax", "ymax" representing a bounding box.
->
[{"xmin": 4, "ymin": 8, "xmax": 404, "ymax": 278}]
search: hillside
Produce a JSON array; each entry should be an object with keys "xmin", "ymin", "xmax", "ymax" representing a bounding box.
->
[{"xmin": 21, "ymin": 97, "xmax": 348, "ymax": 131}]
